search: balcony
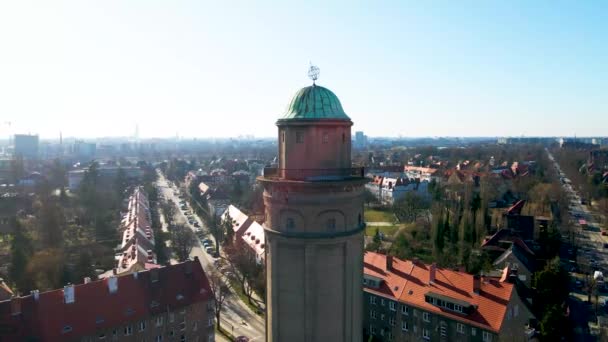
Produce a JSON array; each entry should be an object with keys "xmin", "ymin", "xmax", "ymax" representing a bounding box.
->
[{"xmin": 262, "ymin": 167, "xmax": 365, "ymax": 181}]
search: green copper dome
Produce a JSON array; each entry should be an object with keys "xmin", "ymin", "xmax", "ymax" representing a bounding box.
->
[{"xmin": 280, "ymin": 85, "xmax": 350, "ymax": 121}]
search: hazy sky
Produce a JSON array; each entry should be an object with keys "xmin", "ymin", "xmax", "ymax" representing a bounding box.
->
[{"xmin": 1, "ymin": 1, "xmax": 606, "ymax": 139}]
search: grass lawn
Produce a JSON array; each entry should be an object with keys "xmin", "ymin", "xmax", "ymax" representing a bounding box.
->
[
  {"xmin": 365, "ymin": 225, "xmax": 399, "ymax": 237},
  {"xmin": 364, "ymin": 209, "xmax": 395, "ymax": 223}
]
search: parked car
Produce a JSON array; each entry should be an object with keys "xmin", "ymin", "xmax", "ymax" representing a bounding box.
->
[
  {"xmin": 193, "ymin": 221, "xmax": 200, "ymax": 228},
  {"xmin": 206, "ymin": 247, "xmax": 214, "ymax": 254}
]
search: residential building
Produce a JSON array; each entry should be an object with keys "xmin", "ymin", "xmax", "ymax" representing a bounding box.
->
[
  {"xmin": 493, "ymin": 241, "xmax": 536, "ymax": 288},
  {"xmin": 221, "ymin": 205, "xmax": 265, "ymax": 263},
  {"xmin": 363, "ymin": 252, "xmax": 535, "ymax": 342},
  {"xmin": 241, "ymin": 221, "xmax": 265, "ymax": 264},
  {"xmin": 13, "ymin": 134, "xmax": 39, "ymax": 159},
  {"xmin": 366, "ymin": 174, "xmax": 429, "ymax": 205},
  {"xmin": 114, "ymin": 187, "xmax": 157, "ymax": 276},
  {"xmin": 403, "ymin": 166, "xmax": 439, "ymax": 183},
  {"xmin": 221, "ymin": 205, "xmax": 254, "ymax": 241},
  {"xmin": 0, "ymin": 259, "xmax": 215, "ymax": 342},
  {"xmin": 259, "ymin": 82, "xmax": 366, "ymax": 342},
  {"xmin": 68, "ymin": 166, "xmax": 144, "ymax": 191}
]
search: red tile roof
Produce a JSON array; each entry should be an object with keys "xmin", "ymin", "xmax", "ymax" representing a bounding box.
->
[
  {"xmin": 0, "ymin": 259, "xmax": 212, "ymax": 341},
  {"xmin": 506, "ymin": 200, "xmax": 526, "ymax": 215},
  {"xmin": 364, "ymin": 252, "xmax": 514, "ymax": 333}
]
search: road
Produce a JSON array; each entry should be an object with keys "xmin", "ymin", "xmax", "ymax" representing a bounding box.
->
[
  {"xmin": 547, "ymin": 149, "xmax": 606, "ymax": 339},
  {"xmin": 155, "ymin": 170, "xmax": 265, "ymax": 341}
]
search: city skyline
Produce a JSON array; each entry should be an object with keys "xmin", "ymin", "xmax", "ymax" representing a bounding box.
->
[{"xmin": 1, "ymin": 1, "xmax": 606, "ymax": 139}]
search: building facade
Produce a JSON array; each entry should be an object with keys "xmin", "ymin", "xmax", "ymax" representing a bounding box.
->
[
  {"xmin": 259, "ymin": 83, "xmax": 367, "ymax": 342},
  {"xmin": 363, "ymin": 252, "xmax": 534, "ymax": 342},
  {"xmin": 13, "ymin": 134, "xmax": 39, "ymax": 159},
  {"xmin": 0, "ymin": 259, "xmax": 215, "ymax": 342}
]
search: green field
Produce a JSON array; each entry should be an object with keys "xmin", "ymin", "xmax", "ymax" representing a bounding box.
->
[
  {"xmin": 365, "ymin": 225, "xmax": 399, "ymax": 237},
  {"xmin": 364, "ymin": 209, "xmax": 395, "ymax": 223}
]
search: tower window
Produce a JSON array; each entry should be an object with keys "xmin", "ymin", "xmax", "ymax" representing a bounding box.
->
[
  {"xmin": 342, "ymin": 133, "xmax": 345, "ymax": 143},
  {"xmin": 286, "ymin": 218, "xmax": 295, "ymax": 230},
  {"xmin": 358, "ymin": 214, "xmax": 362, "ymax": 226},
  {"xmin": 282, "ymin": 131, "xmax": 285, "ymax": 142},
  {"xmin": 322, "ymin": 132, "xmax": 329, "ymax": 143},
  {"xmin": 327, "ymin": 218, "xmax": 336, "ymax": 231},
  {"xmin": 296, "ymin": 131, "xmax": 304, "ymax": 143}
]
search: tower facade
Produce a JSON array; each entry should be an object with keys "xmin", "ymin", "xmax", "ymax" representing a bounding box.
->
[{"xmin": 259, "ymin": 83, "xmax": 366, "ymax": 342}]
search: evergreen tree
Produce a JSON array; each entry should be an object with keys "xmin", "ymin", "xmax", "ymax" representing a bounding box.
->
[{"xmin": 9, "ymin": 217, "xmax": 33, "ymax": 293}]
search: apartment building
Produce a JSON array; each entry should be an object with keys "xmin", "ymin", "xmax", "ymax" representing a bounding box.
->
[
  {"xmin": 0, "ymin": 259, "xmax": 214, "ymax": 342},
  {"xmin": 363, "ymin": 252, "xmax": 534, "ymax": 342}
]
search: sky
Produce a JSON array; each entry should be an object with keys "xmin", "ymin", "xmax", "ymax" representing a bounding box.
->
[{"xmin": 0, "ymin": 1, "xmax": 606, "ymax": 139}]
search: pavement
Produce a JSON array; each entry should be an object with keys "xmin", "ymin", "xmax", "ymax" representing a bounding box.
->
[{"xmin": 156, "ymin": 171, "xmax": 266, "ymax": 341}]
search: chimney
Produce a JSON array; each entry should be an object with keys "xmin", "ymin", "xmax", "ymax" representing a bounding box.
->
[
  {"xmin": 30, "ymin": 290, "xmax": 40, "ymax": 301},
  {"xmin": 386, "ymin": 255, "xmax": 393, "ymax": 272},
  {"xmin": 10, "ymin": 297, "xmax": 21, "ymax": 315},
  {"xmin": 429, "ymin": 263, "xmax": 436, "ymax": 284},
  {"xmin": 63, "ymin": 284, "xmax": 75, "ymax": 304},
  {"xmin": 150, "ymin": 268, "xmax": 159, "ymax": 283},
  {"xmin": 108, "ymin": 276, "xmax": 118, "ymax": 294},
  {"xmin": 473, "ymin": 275, "xmax": 481, "ymax": 295},
  {"xmin": 84, "ymin": 277, "xmax": 91, "ymax": 284}
]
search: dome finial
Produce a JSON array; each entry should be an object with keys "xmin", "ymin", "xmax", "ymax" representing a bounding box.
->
[{"xmin": 308, "ymin": 62, "xmax": 320, "ymax": 85}]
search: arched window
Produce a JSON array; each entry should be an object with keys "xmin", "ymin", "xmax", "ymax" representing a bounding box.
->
[
  {"xmin": 282, "ymin": 131, "xmax": 285, "ymax": 142},
  {"xmin": 327, "ymin": 218, "xmax": 336, "ymax": 231},
  {"xmin": 286, "ymin": 218, "xmax": 295, "ymax": 230}
]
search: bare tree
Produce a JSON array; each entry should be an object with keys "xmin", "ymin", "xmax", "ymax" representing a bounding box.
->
[
  {"xmin": 225, "ymin": 244, "xmax": 261, "ymax": 303},
  {"xmin": 208, "ymin": 269, "xmax": 230, "ymax": 331},
  {"xmin": 171, "ymin": 224, "xmax": 196, "ymax": 262}
]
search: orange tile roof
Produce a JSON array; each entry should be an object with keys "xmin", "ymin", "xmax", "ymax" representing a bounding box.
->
[{"xmin": 364, "ymin": 252, "xmax": 514, "ymax": 333}]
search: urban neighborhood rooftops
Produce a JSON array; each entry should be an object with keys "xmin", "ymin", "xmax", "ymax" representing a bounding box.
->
[
  {"xmin": 0, "ymin": 259, "xmax": 211, "ymax": 341},
  {"xmin": 364, "ymin": 252, "xmax": 516, "ymax": 333}
]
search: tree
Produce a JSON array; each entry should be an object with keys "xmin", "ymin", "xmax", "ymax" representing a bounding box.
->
[
  {"xmin": 73, "ymin": 251, "xmax": 95, "ymax": 283},
  {"xmin": 225, "ymin": 244, "xmax": 261, "ymax": 303},
  {"xmin": 222, "ymin": 211, "xmax": 235, "ymax": 245},
  {"xmin": 539, "ymin": 304, "xmax": 567, "ymax": 341},
  {"xmin": 25, "ymin": 249, "xmax": 67, "ymax": 292},
  {"xmin": 171, "ymin": 224, "xmax": 196, "ymax": 262},
  {"xmin": 207, "ymin": 214, "xmax": 224, "ymax": 255},
  {"xmin": 9, "ymin": 156, "xmax": 25, "ymax": 184},
  {"xmin": 363, "ymin": 188, "xmax": 379, "ymax": 208},
  {"xmin": 534, "ymin": 257, "xmax": 570, "ymax": 339},
  {"xmin": 115, "ymin": 167, "xmax": 128, "ymax": 197},
  {"xmin": 9, "ymin": 217, "xmax": 33, "ymax": 293},
  {"xmin": 393, "ymin": 192, "xmax": 430, "ymax": 223},
  {"xmin": 38, "ymin": 199, "xmax": 64, "ymax": 248},
  {"xmin": 208, "ymin": 269, "xmax": 230, "ymax": 331}
]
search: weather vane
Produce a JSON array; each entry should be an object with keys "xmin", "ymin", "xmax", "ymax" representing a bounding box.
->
[{"xmin": 308, "ymin": 63, "xmax": 320, "ymax": 85}]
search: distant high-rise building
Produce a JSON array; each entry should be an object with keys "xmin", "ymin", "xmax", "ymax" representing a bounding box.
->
[
  {"xmin": 13, "ymin": 134, "xmax": 39, "ymax": 159},
  {"xmin": 259, "ymin": 82, "xmax": 366, "ymax": 342},
  {"xmin": 355, "ymin": 131, "xmax": 367, "ymax": 149},
  {"xmin": 72, "ymin": 140, "xmax": 97, "ymax": 159}
]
